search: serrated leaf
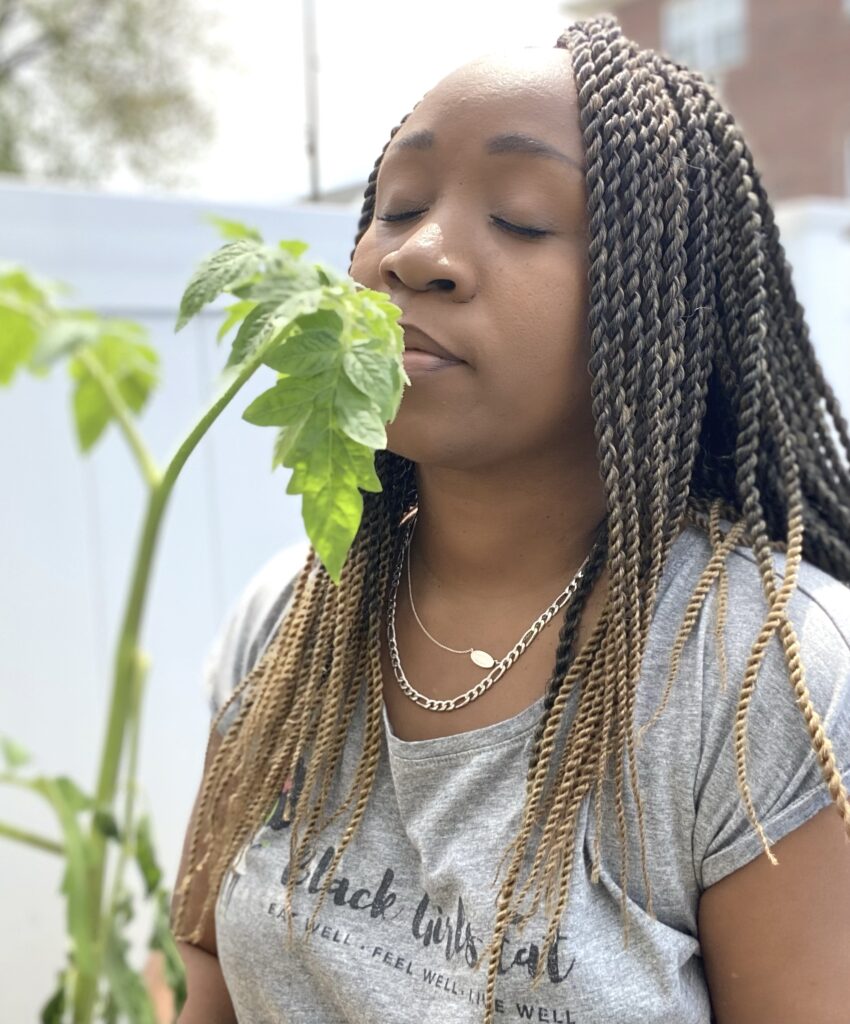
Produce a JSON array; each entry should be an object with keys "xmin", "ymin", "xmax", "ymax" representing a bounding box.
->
[
  {"xmin": 243, "ymin": 373, "xmax": 334, "ymax": 427},
  {"xmin": 284, "ymin": 430, "xmax": 381, "ymax": 497},
  {"xmin": 271, "ymin": 407, "xmax": 313, "ymax": 470},
  {"xmin": 32, "ymin": 776, "xmax": 96, "ymax": 976},
  {"xmin": 342, "ymin": 348, "xmax": 402, "ymax": 422},
  {"xmin": 263, "ymin": 310, "xmax": 344, "ymax": 378},
  {"xmin": 226, "ymin": 289, "xmax": 324, "ymax": 368},
  {"xmin": 345, "ymin": 438, "xmax": 383, "ymax": 493},
  {"xmin": 1, "ymin": 735, "xmax": 32, "ymax": 770},
  {"xmin": 204, "ymin": 214, "xmax": 263, "ymax": 242},
  {"xmin": 302, "ymin": 475, "xmax": 363, "ymax": 582},
  {"xmin": 30, "ymin": 312, "xmax": 100, "ymax": 370},
  {"xmin": 224, "ymin": 301, "xmax": 280, "ymax": 369},
  {"xmin": 176, "ymin": 239, "xmax": 267, "ymax": 331},
  {"xmin": 0, "ymin": 305, "xmax": 39, "ymax": 385},
  {"xmin": 229, "ymin": 261, "xmax": 317, "ymax": 303},
  {"xmin": 334, "ymin": 375, "xmax": 387, "ymax": 449},
  {"xmin": 278, "ymin": 239, "xmax": 310, "ymax": 258},
  {"xmin": 216, "ymin": 299, "xmax": 256, "ymax": 343},
  {"xmin": 102, "ymin": 903, "xmax": 158, "ymax": 1024},
  {"xmin": 68, "ymin": 332, "xmax": 159, "ymax": 452}
]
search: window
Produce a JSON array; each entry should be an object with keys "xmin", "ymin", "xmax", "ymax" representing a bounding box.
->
[{"xmin": 661, "ymin": 0, "xmax": 747, "ymax": 77}]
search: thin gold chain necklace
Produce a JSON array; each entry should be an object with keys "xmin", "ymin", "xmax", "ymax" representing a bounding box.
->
[{"xmin": 387, "ymin": 514, "xmax": 589, "ymax": 712}]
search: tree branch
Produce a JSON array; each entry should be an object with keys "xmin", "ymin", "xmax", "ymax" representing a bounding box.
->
[
  {"xmin": 0, "ymin": 0, "xmax": 22, "ymax": 39},
  {"xmin": 0, "ymin": 2, "xmax": 105, "ymax": 81}
]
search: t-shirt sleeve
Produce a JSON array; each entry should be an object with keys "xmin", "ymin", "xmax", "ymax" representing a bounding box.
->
[
  {"xmin": 692, "ymin": 552, "xmax": 850, "ymax": 890},
  {"xmin": 203, "ymin": 542, "xmax": 310, "ymax": 736}
]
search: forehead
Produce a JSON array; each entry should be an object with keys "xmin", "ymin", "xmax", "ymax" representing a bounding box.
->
[{"xmin": 383, "ymin": 49, "xmax": 584, "ymax": 168}]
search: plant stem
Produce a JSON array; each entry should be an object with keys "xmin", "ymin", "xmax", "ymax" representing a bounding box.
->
[
  {"xmin": 75, "ymin": 347, "xmax": 162, "ymax": 488},
  {"xmin": 0, "ymin": 819, "xmax": 64, "ymax": 855},
  {"xmin": 72, "ymin": 354, "xmax": 270, "ymax": 1024},
  {"xmin": 104, "ymin": 650, "xmax": 147, "ymax": 941}
]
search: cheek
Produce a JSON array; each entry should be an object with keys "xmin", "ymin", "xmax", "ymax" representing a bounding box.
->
[
  {"xmin": 494, "ymin": 250, "xmax": 590, "ymax": 391},
  {"xmin": 477, "ymin": 253, "xmax": 593, "ymax": 447},
  {"xmin": 349, "ymin": 225, "xmax": 383, "ymax": 289}
]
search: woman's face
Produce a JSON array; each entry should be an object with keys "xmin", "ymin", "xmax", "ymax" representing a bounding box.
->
[{"xmin": 349, "ymin": 48, "xmax": 594, "ymax": 473}]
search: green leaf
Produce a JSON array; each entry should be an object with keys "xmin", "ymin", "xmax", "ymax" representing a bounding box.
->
[
  {"xmin": 0, "ymin": 267, "xmax": 58, "ymax": 383},
  {"xmin": 204, "ymin": 214, "xmax": 263, "ymax": 242},
  {"xmin": 52, "ymin": 776, "xmax": 95, "ymax": 813},
  {"xmin": 263, "ymin": 310, "xmax": 344, "ymax": 378},
  {"xmin": 30, "ymin": 311, "xmax": 101, "ymax": 369},
  {"xmin": 176, "ymin": 239, "xmax": 267, "ymax": 331},
  {"xmin": 225, "ymin": 288, "xmax": 324, "ymax": 369},
  {"xmin": 0, "ymin": 305, "xmax": 39, "ymax": 384},
  {"xmin": 301, "ymin": 465, "xmax": 364, "ymax": 583},
  {"xmin": 271, "ymin": 406, "xmax": 313, "ymax": 471},
  {"xmin": 27, "ymin": 776, "xmax": 97, "ymax": 976},
  {"xmin": 135, "ymin": 815, "xmax": 162, "ymax": 895},
  {"xmin": 68, "ymin": 331, "xmax": 159, "ymax": 452},
  {"xmin": 149, "ymin": 888, "xmax": 187, "ymax": 1014},
  {"xmin": 1, "ymin": 736, "xmax": 32, "ymax": 771},
  {"xmin": 229, "ymin": 262, "xmax": 319, "ymax": 303},
  {"xmin": 40, "ymin": 970, "xmax": 68, "ymax": 1024},
  {"xmin": 333, "ymin": 375, "xmax": 387, "ymax": 449},
  {"xmin": 102, "ymin": 890, "xmax": 158, "ymax": 1024},
  {"xmin": 216, "ymin": 299, "xmax": 256, "ymax": 343},
  {"xmin": 342, "ymin": 347, "xmax": 403, "ymax": 422},
  {"xmin": 224, "ymin": 301, "xmax": 280, "ymax": 369},
  {"xmin": 243, "ymin": 374, "xmax": 333, "ymax": 428},
  {"xmin": 93, "ymin": 807, "xmax": 122, "ymax": 841},
  {"xmin": 279, "ymin": 239, "xmax": 309, "ymax": 258},
  {"xmin": 344, "ymin": 438, "xmax": 383, "ymax": 493}
]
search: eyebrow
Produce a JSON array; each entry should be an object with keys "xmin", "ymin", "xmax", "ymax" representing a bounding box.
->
[{"xmin": 389, "ymin": 128, "xmax": 584, "ymax": 173}]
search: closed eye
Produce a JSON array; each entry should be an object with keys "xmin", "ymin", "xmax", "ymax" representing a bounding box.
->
[{"xmin": 376, "ymin": 209, "xmax": 550, "ymax": 240}]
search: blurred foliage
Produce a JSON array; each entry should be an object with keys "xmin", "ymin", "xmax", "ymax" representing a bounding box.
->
[{"xmin": 0, "ymin": 0, "xmax": 226, "ymax": 187}]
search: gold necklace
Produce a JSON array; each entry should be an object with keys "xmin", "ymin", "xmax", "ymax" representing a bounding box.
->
[{"xmin": 388, "ymin": 514, "xmax": 589, "ymax": 712}]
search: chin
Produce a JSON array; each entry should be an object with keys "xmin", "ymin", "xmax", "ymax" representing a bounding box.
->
[{"xmin": 386, "ymin": 422, "xmax": 476, "ymax": 471}]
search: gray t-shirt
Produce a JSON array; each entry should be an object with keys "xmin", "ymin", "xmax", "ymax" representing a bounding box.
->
[{"xmin": 206, "ymin": 525, "xmax": 850, "ymax": 1023}]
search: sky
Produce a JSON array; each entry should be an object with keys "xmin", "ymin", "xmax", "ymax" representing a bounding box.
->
[{"xmin": 110, "ymin": 0, "xmax": 579, "ymax": 205}]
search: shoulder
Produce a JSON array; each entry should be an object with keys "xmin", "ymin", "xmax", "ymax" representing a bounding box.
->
[
  {"xmin": 203, "ymin": 540, "xmax": 312, "ymax": 718},
  {"xmin": 658, "ymin": 522, "xmax": 850, "ymax": 657},
  {"xmin": 653, "ymin": 523, "xmax": 850, "ymax": 889}
]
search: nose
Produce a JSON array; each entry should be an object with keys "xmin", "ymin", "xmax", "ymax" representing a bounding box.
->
[{"xmin": 378, "ymin": 217, "xmax": 476, "ymax": 302}]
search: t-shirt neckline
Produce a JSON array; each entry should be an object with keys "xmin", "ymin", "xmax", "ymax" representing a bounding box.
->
[
  {"xmin": 381, "ymin": 522, "xmax": 699, "ymax": 760},
  {"xmin": 382, "ymin": 691, "xmax": 547, "ymax": 760}
]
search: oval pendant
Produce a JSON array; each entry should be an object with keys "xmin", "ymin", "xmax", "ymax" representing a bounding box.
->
[{"xmin": 470, "ymin": 649, "xmax": 496, "ymax": 669}]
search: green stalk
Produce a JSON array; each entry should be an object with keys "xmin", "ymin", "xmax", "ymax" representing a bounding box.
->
[
  {"xmin": 104, "ymin": 649, "xmax": 148, "ymax": 943},
  {"xmin": 75, "ymin": 347, "xmax": 161, "ymax": 488},
  {"xmin": 0, "ymin": 820, "xmax": 64, "ymax": 855},
  {"xmin": 71, "ymin": 353, "xmax": 274, "ymax": 1023}
]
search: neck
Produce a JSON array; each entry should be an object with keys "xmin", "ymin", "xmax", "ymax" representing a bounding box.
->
[{"xmin": 407, "ymin": 447, "xmax": 607, "ymax": 602}]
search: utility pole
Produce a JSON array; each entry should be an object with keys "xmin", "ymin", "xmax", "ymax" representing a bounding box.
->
[{"xmin": 302, "ymin": 0, "xmax": 321, "ymax": 201}]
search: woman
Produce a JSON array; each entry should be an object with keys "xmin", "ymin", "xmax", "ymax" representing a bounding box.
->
[{"xmin": 171, "ymin": 16, "xmax": 850, "ymax": 1024}]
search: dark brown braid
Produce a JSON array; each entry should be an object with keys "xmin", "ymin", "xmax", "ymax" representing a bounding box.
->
[{"xmin": 172, "ymin": 16, "xmax": 850, "ymax": 1024}]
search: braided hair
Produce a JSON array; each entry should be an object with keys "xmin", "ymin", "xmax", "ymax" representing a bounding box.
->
[{"xmin": 172, "ymin": 16, "xmax": 850, "ymax": 1024}]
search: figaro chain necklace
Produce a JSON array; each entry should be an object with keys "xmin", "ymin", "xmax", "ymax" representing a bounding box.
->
[{"xmin": 387, "ymin": 513, "xmax": 590, "ymax": 712}]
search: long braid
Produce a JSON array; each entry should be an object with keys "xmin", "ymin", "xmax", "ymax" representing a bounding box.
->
[{"xmin": 172, "ymin": 18, "xmax": 850, "ymax": 1024}]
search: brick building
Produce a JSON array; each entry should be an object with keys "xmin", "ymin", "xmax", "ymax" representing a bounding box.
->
[{"xmin": 564, "ymin": 0, "xmax": 850, "ymax": 200}]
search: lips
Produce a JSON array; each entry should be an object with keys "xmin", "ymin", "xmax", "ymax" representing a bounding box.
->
[{"xmin": 398, "ymin": 322, "xmax": 463, "ymax": 363}]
